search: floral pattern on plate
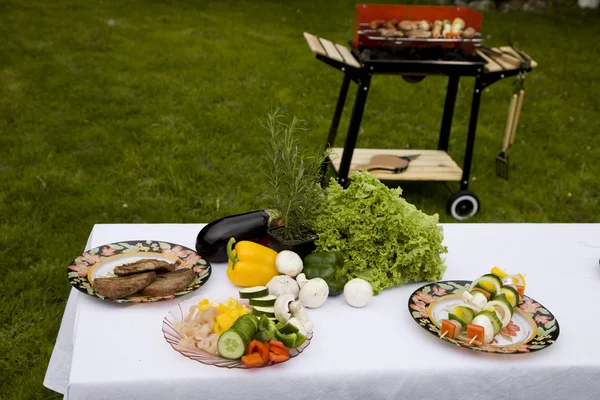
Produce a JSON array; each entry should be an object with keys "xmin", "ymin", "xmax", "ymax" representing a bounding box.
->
[
  {"xmin": 67, "ymin": 240, "xmax": 211, "ymax": 303},
  {"xmin": 163, "ymin": 295, "xmax": 312, "ymax": 368},
  {"xmin": 408, "ymin": 280, "xmax": 559, "ymax": 354}
]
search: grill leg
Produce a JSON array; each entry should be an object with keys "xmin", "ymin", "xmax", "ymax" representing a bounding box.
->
[
  {"xmin": 461, "ymin": 77, "xmax": 483, "ymax": 191},
  {"xmin": 321, "ymin": 74, "xmax": 351, "ymax": 183},
  {"xmin": 337, "ymin": 74, "xmax": 372, "ymax": 188},
  {"xmin": 438, "ymin": 75, "xmax": 460, "ymax": 152},
  {"xmin": 327, "ymin": 74, "xmax": 351, "ymax": 147}
]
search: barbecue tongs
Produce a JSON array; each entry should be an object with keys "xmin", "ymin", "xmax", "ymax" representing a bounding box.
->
[{"xmin": 496, "ymin": 44, "xmax": 530, "ymax": 179}]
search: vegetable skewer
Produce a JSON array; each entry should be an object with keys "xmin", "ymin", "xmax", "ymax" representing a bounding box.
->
[{"xmin": 439, "ymin": 267, "xmax": 526, "ymax": 345}]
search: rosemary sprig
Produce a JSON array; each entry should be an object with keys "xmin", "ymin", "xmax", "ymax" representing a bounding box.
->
[{"xmin": 261, "ymin": 110, "xmax": 329, "ymax": 242}]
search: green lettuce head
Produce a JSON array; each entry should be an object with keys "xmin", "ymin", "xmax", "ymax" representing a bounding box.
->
[{"xmin": 314, "ymin": 171, "xmax": 447, "ymax": 294}]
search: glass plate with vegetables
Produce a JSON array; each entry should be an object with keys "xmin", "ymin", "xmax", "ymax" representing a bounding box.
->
[
  {"xmin": 408, "ymin": 268, "xmax": 559, "ymax": 354},
  {"xmin": 162, "ymin": 289, "xmax": 312, "ymax": 369}
]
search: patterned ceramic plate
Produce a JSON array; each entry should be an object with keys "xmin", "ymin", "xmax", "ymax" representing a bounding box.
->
[
  {"xmin": 408, "ymin": 280, "xmax": 559, "ymax": 354},
  {"xmin": 163, "ymin": 295, "xmax": 312, "ymax": 368},
  {"xmin": 67, "ymin": 240, "xmax": 211, "ymax": 303}
]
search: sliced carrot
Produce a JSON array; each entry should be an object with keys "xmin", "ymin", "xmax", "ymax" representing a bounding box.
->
[
  {"xmin": 245, "ymin": 340, "xmax": 259, "ymax": 356},
  {"xmin": 466, "ymin": 323, "xmax": 484, "ymax": 346},
  {"xmin": 256, "ymin": 341, "xmax": 270, "ymax": 362},
  {"xmin": 471, "ymin": 287, "xmax": 491, "ymax": 301},
  {"xmin": 269, "ymin": 340, "xmax": 290, "ymax": 353},
  {"xmin": 270, "ymin": 345, "xmax": 289, "ymax": 356},
  {"xmin": 241, "ymin": 352, "xmax": 264, "ymax": 367},
  {"xmin": 516, "ymin": 285, "xmax": 525, "ymax": 297},
  {"xmin": 269, "ymin": 352, "xmax": 290, "ymax": 363},
  {"xmin": 441, "ymin": 319, "xmax": 457, "ymax": 338}
]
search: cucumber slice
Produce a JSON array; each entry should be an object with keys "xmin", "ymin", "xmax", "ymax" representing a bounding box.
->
[
  {"xmin": 239, "ymin": 286, "xmax": 269, "ymax": 299},
  {"xmin": 249, "ymin": 295, "xmax": 277, "ymax": 307},
  {"xmin": 488, "ymin": 295, "xmax": 513, "ymax": 328},
  {"xmin": 275, "ymin": 331, "xmax": 297, "ymax": 349},
  {"xmin": 233, "ymin": 314, "xmax": 259, "ymax": 331},
  {"xmin": 448, "ymin": 312, "xmax": 467, "ymax": 327},
  {"xmin": 294, "ymin": 332, "xmax": 307, "ymax": 348},
  {"xmin": 217, "ymin": 330, "xmax": 247, "ymax": 359},
  {"xmin": 471, "ymin": 274, "xmax": 502, "ymax": 297},
  {"xmin": 230, "ymin": 318, "xmax": 258, "ymax": 345},
  {"xmin": 252, "ymin": 305, "xmax": 275, "ymax": 318},
  {"xmin": 500, "ymin": 286, "xmax": 519, "ymax": 308},
  {"xmin": 278, "ymin": 322, "xmax": 300, "ymax": 335},
  {"xmin": 452, "ymin": 306, "xmax": 475, "ymax": 324},
  {"xmin": 478, "ymin": 310, "xmax": 502, "ymax": 336},
  {"xmin": 491, "ymin": 294, "xmax": 514, "ymax": 317}
]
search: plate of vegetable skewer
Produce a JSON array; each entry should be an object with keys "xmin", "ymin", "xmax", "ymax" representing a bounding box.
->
[
  {"xmin": 163, "ymin": 286, "xmax": 312, "ymax": 368},
  {"xmin": 408, "ymin": 267, "xmax": 559, "ymax": 354}
]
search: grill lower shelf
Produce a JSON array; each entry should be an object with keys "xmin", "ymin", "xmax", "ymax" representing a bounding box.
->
[{"xmin": 330, "ymin": 147, "xmax": 463, "ymax": 181}]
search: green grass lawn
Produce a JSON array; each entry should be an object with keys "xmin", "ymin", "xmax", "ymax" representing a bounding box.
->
[{"xmin": 1, "ymin": 0, "xmax": 599, "ymax": 397}]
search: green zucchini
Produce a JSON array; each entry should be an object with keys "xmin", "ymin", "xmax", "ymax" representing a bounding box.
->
[
  {"xmin": 448, "ymin": 312, "xmax": 467, "ymax": 327},
  {"xmin": 478, "ymin": 310, "xmax": 502, "ymax": 336},
  {"xmin": 239, "ymin": 286, "xmax": 269, "ymax": 299},
  {"xmin": 452, "ymin": 306, "xmax": 475, "ymax": 324},
  {"xmin": 252, "ymin": 305, "xmax": 275, "ymax": 318},
  {"xmin": 472, "ymin": 274, "xmax": 502, "ymax": 297},
  {"xmin": 249, "ymin": 295, "xmax": 277, "ymax": 307},
  {"xmin": 500, "ymin": 286, "xmax": 519, "ymax": 308}
]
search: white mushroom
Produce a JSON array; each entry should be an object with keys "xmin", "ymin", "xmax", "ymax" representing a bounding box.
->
[
  {"xmin": 298, "ymin": 277, "xmax": 329, "ymax": 308},
  {"xmin": 289, "ymin": 301, "xmax": 314, "ymax": 333},
  {"xmin": 267, "ymin": 275, "xmax": 300, "ymax": 298},
  {"xmin": 273, "ymin": 293, "xmax": 295, "ymax": 323},
  {"xmin": 296, "ymin": 273, "xmax": 308, "ymax": 288},
  {"xmin": 275, "ymin": 250, "xmax": 303, "ymax": 277},
  {"xmin": 343, "ymin": 278, "xmax": 373, "ymax": 308}
]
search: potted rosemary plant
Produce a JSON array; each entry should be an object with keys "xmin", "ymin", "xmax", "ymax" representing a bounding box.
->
[{"xmin": 261, "ymin": 110, "xmax": 329, "ymax": 258}]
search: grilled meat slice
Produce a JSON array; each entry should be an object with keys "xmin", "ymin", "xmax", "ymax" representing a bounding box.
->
[
  {"xmin": 93, "ymin": 271, "xmax": 157, "ymax": 299},
  {"xmin": 140, "ymin": 268, "xmax": 195, "ymax": 297},
  {"xmin": 113, "ymin": 259, "xmax": 178, "ymax": 276}
]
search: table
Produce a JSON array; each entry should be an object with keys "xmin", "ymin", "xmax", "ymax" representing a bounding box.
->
[{"xmin": 45, "ymin": 223, "xmax": 600, "ymax": 400}]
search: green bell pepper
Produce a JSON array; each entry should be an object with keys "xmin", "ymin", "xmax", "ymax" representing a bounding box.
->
[{"xmin": 302, "ymin": 251, "xmax": 347, "ymax": 296}]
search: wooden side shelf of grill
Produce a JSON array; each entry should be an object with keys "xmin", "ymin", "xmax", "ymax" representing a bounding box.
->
[{"xmin": 329, "ymin": 148, "xmax": 463, "ymax": 181}]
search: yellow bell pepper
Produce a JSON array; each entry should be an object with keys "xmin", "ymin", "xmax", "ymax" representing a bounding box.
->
[
  {"xmin": 214, "ymin": 313, "xmax": 234, "ymax": 334},
  {"xmin": 226, "ymin": 238, "xmax": 278, "ymax": 287},
  {"xmin": 211, "ymin": 297, "xmax": 252, "ymax": 334},
  {"xmin": 197, "ymin": 299, "xmax": 216, "ymax": 311}
]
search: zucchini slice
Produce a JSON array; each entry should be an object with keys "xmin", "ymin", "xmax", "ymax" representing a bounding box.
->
[
  {"xmin": 500, "ymin": 286, "xmax": 520, "ymax": 308},
  {"xmin": 252, "ymin": 305, "xmax": 276, "ymax": 318},
  {"xmin": 249, "ymin": 295, "xmax": 277, "ymax": 307},
  {"xmin": 239, "ymin": 286, "xmax": 269, "ymax": 299}
]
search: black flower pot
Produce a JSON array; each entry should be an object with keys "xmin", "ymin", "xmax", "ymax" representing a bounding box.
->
[{"xmin": 267, "ymin": 226, "xmax": 317, "ymax": 259}]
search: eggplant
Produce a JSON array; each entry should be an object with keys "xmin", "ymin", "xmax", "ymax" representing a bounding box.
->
[{"xmin": 195, "ymin": 210, "xmax": 277, "ymax": 263}]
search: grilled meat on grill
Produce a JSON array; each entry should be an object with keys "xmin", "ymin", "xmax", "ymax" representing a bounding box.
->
[{"xmin": 369, "ymin": 19, "xmax": 385, "ymax": 30}]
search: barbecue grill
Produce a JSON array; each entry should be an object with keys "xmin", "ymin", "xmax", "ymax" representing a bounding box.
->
[{"xmin": 304, "ymin": 4, "xmax": 537, "ymax": 220}]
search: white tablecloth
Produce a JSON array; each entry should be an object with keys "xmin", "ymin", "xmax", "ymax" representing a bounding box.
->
[{"xmin": 45, "ymin": 223, "xmax": 600, "ymax": 400}]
